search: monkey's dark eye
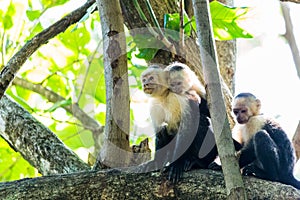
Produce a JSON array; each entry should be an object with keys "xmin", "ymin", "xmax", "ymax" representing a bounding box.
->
[
  {"xmin": 177, "ymin": 82, "xmax": 182, "ymax": 86},
  {"xmin": 241, "ymin": 110, "xmax": 247, "ymax": 113},
  {"xmin": 233, "ymin": 110, "xmax": 238, "ymax": 115},
  {"xmin": 149, "ymin": 76, "xmax": 154, "ymax": 81}
]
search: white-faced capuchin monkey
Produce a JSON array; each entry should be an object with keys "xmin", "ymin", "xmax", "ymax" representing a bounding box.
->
[
  {"xmin": 140, "ymin": 65, "xmax": 219, "ymax": 183},
  {"xmin": 164, "ymin": 62, "xmax": 206, "ymax": 103},
  {"xmin": 232, "ymin": 92, "xmax": 300, "ymax": 189},
  {"xmin": 164, "ymin": 62, "xmax": 210, "ymax": 117},
  {"xmin": 141, "ymin": 65, "xmax": 189, "ymax": 133}
]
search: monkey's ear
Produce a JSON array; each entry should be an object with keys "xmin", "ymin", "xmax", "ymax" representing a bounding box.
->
[{"xmin": 255, "ymin": 99, "xmax": 261, "ymax": 110}]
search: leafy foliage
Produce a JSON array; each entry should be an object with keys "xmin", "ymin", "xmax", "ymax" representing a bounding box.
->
[
  {"xmin": 133, "ymin": 1, "xmax": 253, "ymax": 60},
  {"xmin": 209, "ymin": 1, "xmax": 253, "ymax": 40},
  {"xmin": 163, "ymin": 1, "xmax": 253, "ymax": 41}
]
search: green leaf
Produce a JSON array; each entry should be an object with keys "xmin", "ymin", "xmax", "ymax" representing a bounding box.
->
[
  {"xmin": 0, "ymin": 137, "xmax": 37, "ymax": 181},
  {"xmin": 28, "ymin": 22, "xmax": 43, "ymax": 39},
  {"xmin": 135, "ymin": 48, "xmax": 158, "ymax": 61},
  {"xmin": 209, "ymin": 1, "xmax": 253, "ymax": 40},
  {"xmin": 26, "ymin": 10, "xmax": 41, "ymax": 21},
  {"xmin": 163, "ymin": 13, "xmax": 192, "ymax": 41},
  {"xmin": 41, "ymin": 0, "xmax": 68, "ymax": 8},
  {"xmin": 46, "ymin": 98, "xmax": 72, "ymax": 112},
  {"xmin": 44, "ymin": 74, "xmax": 68, "ymax": 97},
  {"xmin": 59, "ymin": 26, "xmax": 91, "ymax": 53},
  {"xmin": 55, "ymin": 125, "xmax": 94, "ymax": 149},
  {"xmin": 2, "ymin": 2, "xmax": 15, "ymax": 30},
  {"xmin": 6, "ymin": 88, "xmax": 33, "ymax": 112},
  {"xmin": 131, "ymin": 34, "xmax": 162, "ymax": 61},
  {"xmin": 133, "ymin": 34, "xmax": 163, "ymax": 49},
  {"xmin": 75, "ymin": 59, "xmax": 106, "ymax": 104}
]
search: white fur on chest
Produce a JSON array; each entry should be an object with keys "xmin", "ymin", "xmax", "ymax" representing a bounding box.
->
[
  {"xmin": 150, "ymin": 93, "xmax": 189, "ymax": 131},
  {"xmin": 234, "ymin": 115, "xmax": 266, "ymax": 144}
]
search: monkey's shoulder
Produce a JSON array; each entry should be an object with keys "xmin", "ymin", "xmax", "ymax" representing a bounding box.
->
[{"xmin": 262, "ymin": 118, "xmax": 286, "ymax": 135}]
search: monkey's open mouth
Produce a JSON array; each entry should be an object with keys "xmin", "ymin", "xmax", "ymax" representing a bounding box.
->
[{"xmin": 143, "ymin": 88, "xmax": 154, "ymax": 94}]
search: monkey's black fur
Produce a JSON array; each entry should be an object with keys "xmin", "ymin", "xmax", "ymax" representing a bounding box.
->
[
  {"xmin": 154, "ymin": 98, "xmax": 242, "ymax": 183},
  {"xmin": 239, "ymin": 119, "xmax": 300, "ymax": 189}
]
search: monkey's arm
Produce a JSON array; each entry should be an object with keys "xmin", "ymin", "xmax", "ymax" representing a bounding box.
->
[
  {"xmin": 238, "ymin": 139, "xmax": 256, "ymax": 168},
  {"xmin": 167, "ymin": 99, "xmax": 202, "ymax": 182},
  {"xmin": 199, "ymin": 98, "xmax": 210, "ymax": 117},
  {"xmin": 233, "ymin": 139, "xmax": 243, "ymax": 151},
  {"xmin": 263, "ymin": 120, "xmax": 296, "ymax": 174}
]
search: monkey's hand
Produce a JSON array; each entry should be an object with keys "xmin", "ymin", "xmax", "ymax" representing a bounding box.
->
[
  {"xmin": 167, "ymin": 160, "xmax": 185, "ymax": 183},
  {"xmin": 235, "ymin": 150, "xmax": 242, "ymax": 160},
  {"xmin": 207, "ymin": 162, "xmax": 222, "ymax": 171},
  {"xmin": 242, "ymin": 164, "xmax": 256, "ymax": 176}
]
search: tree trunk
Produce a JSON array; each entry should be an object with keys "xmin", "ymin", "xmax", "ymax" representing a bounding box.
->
[
  {"xmin": 94, "ymin": 0, "xmax": 130, "ymax": 169},
  {"xmin": 292, "ymin": 121, "xmax": 300, "ymax": 161},
  {"xmin": 0, "ymin": 95, "xmax": 90, "ymax": 175},
  {"xmin": 1, "ymin": 169, "xmax": 299, "ymax": 199},
  {"xmin": 281, "ymin": 2, "xmax": 300, "ymax": 79},
  {"xmin": 192, "ymin": 0, "xmax": 246, "ymax": 198},
  {"xmin": 216, "ymin": 1, "xmax": 237, "ymax": 94}
]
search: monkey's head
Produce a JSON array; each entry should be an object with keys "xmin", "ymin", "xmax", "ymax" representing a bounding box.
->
[
  {"xmin": 165, "ymin": 63, "xmax": 193, "ymax": 94},
  {"xmin": 141, "ymin": 66, "xmax": 169, "ymax": 97},
  {"xmin": 232, "ymin": 93, "xmax": 261, "ymax": 124}
]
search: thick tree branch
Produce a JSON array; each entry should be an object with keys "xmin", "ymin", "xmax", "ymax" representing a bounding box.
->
[
  {"xmin": 281, "ymin": 0, "xmax": 300, "ymax": 3},
  {"xmin": 0, "ymin": 0, "xmax": 96, "ymax": 100},
  {"xmin": 0, "ymin": 95, "xmax": 90, "ymax": 175},
  {"xmin": 292, "ymin": 121, "xmax": 300, "ymax": 160},
  {"xmin": 0, "ymin": 169, "xmax": 299, "ymax": 199}
]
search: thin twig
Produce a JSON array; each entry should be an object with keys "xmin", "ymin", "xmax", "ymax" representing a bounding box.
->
[
  {"xmin": 77, "ymin": 40, "xmax": 102, "ymax": 102},
  {"xmin": 133, "ymin": 0, "xmax": 176, "ymax": 53},
  {"xmin": 179, "ymin": 0, "xmax": 185, "ymax": 49}
]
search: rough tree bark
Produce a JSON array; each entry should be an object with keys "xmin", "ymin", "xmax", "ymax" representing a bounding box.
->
[
  {"xmin": 94, "ymin": 0, "xmax": 130, "ymax": 169},
  {"xmin": 1, "ymin": 169, "xmax": 299, "ymax": 199},
  {"xmin": 281, "ymin": 0, "xmax": 300, "ymax": 3},
  {"xmin": 292, "ymin": 121, "xmax": 300, "ymax": 161},
  {"xmin": 0, "ymin": 95, "xmax": 90, "ymax": 175},
  {"xmin": 192, "ymin": 0, "xmax": 246, "ymax": 198}
]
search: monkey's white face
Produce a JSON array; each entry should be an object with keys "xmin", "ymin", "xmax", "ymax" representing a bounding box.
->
[
  {"xmin": 169, "ymin": 80, "xmax": 184, "ymax": 94},
  {"xmin": 232, "ymin": 98, "xmax": 257, "ymax": 124},
  {"xmin": 142, "ymin": 74, "xmax": 156, "ymax": 94},
  {"xmin": 233, "ymin": 106, "xmax": 251, "ymax": 124},
  {"xmin": 233, "ymin": 98, "xmax": 250, "ymax": 124},
  {"xmin": 141, "ymin": 70, "xmax": 168, "ymax": 96},
  {"xmin": 168, "ymin": 73, "xmax": 192, "ymax": 94}
]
